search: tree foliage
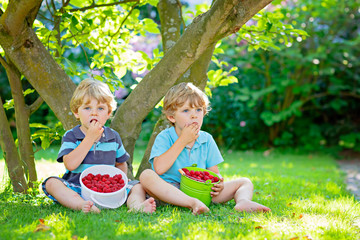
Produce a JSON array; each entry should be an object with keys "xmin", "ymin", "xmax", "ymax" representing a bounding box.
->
[
  {"xmin": 1, "ymin": 0, "xmax": 283, "ymax": 191},
  {"xmin": 203, "ymin": 0, "xmax": 360, "ymax": 151}
]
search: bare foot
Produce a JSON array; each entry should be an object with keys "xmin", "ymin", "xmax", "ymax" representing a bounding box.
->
[
  {"xmin": 234, "ymin": 199, "xmax": 271, "ymax": 213},
  {"xmin": 191, "ymin": 199, "xmax": 209, "ymax": 215},
  {"xmin": 82, "ymin": 200, "xmax": 101, "ymax": 214},
  {"xmin": 128, "ymin": 197, "xmax": 157, "ymax": 213}
]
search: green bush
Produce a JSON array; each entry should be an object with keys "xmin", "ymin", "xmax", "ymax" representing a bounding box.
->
[{"xmin": 203, "ymin": 0, "xmax": 360, "ymax": 151}]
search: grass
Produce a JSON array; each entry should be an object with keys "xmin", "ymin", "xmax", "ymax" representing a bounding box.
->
[{"xmin": 0, "ymin": 148, "xmax": 359, "ymax": 239}]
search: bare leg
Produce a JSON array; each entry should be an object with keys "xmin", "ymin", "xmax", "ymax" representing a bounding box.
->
[
  {"xmin": 139, "ymin": 169, "xmax": 209, "ymax": 215},
  {"xmin": 45, "ymin": 178, "xmax": 100, "ymax": 213},
  {"xmin": 127, "ymin": 183, "xmax": 156, "ymax": 213},
  {"xmin": 212, "ymin": 178, "xmax": 271, "ymax": 212}
]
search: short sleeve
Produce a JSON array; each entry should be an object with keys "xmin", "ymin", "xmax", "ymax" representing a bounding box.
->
[
  {"xmin": 57, "ymin": 130, "xmax": 77, "ymax": 162},
  {"xmin": 205, "ymin": 135, "xmax": 224, "ymax": 168},
  {"xmin": 114, "ymin": 131, "xmax": 130, "ymax": 163},
  {"xmin": 149, "ymin": 131, "xmax": 173, "ymax": 168}
]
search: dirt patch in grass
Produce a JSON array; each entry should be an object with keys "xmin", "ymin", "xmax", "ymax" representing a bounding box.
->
[{"xmin": 337, "ymin": 149, "xmax": 360, "ymax": 200}]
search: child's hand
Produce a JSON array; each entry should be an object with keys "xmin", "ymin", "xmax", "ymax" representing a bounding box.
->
[
  {"xmin": 86, "ymin": 120, "xmax": 104, "ymax": 142},
  {"xmin": 210, "ymin": 178, "xmax": 224, "ymax": 197},
  {"xmin": 180, "ymin": 123, "xmax": 200, "ymax": 145}
]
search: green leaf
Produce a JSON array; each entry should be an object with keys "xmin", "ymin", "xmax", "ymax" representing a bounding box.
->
[
  {"xmin": 237, "ymin": 95, "xmax": 250, "ymax": 101},
  {"xmin": 41, "ymin": 136, "xmax": 51, "ymax": 149},
  {"xmin": 142, "ymin": 18, "xmax": 160, "ymax": 34},
  {"xmin": 23, "ymin": 89, "xmax": 35, "ymax": 96},
  {"xmin": 330, "ymin": 99, "xmax": 348, "ymax": 111},
  {"xmin": 146, "ymin": 0, "xmax": 159, "ymax": 6},
  {"xmin": 63, "ymin": 58, "xmax": 78, "ymax": 76},
  {"xmin": 93, "ymin": 75, "xmax": 104, "ymax": 81},
  {"xmin": 251, "ymin": 86, "xmax": 277, "ymax": 100},
  {"xmin": 29, "ymin": 123, "xmax": 50, "ymax": 129},
  {"xmin": 69, "ymin": 0, "xmax": 84, "ymax": 8},
  {"xmin": 3, "ymin": 99, "xmax": 14, "ymax": 110},
  {"xmin": 260, "ymin": 111, "xmax": 274, "ymax": 126}
]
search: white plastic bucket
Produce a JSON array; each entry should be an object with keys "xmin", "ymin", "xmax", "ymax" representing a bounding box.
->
[{"xmin": 79, "ymin": 165, "xmax": 128, "ymax": 209}]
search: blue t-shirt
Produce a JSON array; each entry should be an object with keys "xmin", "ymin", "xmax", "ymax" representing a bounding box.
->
[
  {"xmin": 57, "ymin": 125, "xmax": 130, "ymax": 185},
  {"xmin": 149, "ymin": 127, "xmax": 224, "ymax": 183}
]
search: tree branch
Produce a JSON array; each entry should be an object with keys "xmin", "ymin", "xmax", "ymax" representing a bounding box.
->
[
  {"xmin": 0, "ymin": 25, "xmax": 79, "ymax": 130},
  {"xmin": 106, "ymin": 1, "xmax": 139, "ymax": 48},
  {"xmin": 69, "ymin": 0, "xmax": 139, "ymax": 12},
  {"xmin": 134, "ymin": 0, "xmax": 184, "ymax": 178},
  {"xmin": 117, "ymin": 0, "xmax": 267, "ymax": 177},
  {"xmin": 176, "ymin": 0, "xmax": 186, "ymax": 31},
  {"xmin": 67, "ymin": 29, "xmax": 91, "ymax": 69},
  {"xmin": 0, "ymin": 54, "xmax": 9, "ymax": 69},
  {"xmin": 26, "ymin": 1, "xmax": 42, "ymax": 26},
  {"xmin": 1, "ymin": 0, "xmax": 42, "ymax": 36},
  {"xmin": 29, "ymin": 96, "xmax": 44, "ymax": 115},
  {"xmin": 302, "ymin": 91, "xmax": 360, "ymax": 107},
  {"xmin": 112, "ymin": 0, "xmax": 273, "ymax": 144},
  {"xmin": 158, "ymin": 0, "xmax": 182, "ymax": 52}
]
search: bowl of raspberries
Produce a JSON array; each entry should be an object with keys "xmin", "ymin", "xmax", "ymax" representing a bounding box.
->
[
  {"xmin": 80, "ymin": 165, "xmax": 128, "ymax": 209},
  {"xmin": 179, "ymin": 165, "xmax": 221, "ymax": 206}
]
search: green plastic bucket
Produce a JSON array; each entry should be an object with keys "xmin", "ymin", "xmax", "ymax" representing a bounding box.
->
[{"xmin": 180, "ymin": 166, "xmax": 220, "ymax": 207}]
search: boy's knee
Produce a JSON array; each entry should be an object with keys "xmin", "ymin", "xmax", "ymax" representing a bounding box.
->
[
  {"xmin": 129, "ymin": 182, "xmax": 144, "ymax": 193},
  {"xmin": 44, "ymin": 177, "xmax": 61, "ymax": 191},
  {"xmin": 139, "ymin": 169, "xmax": 155, "ymax": 182},
  {"xmin": 238, "ymin": 177, "xmax": 253, "ymax": 187}
]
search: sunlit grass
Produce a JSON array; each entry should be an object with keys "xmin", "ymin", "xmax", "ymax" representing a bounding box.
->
[{"xmin": 0, "ymin": 149, "xmax": 359, "ymax": 239}]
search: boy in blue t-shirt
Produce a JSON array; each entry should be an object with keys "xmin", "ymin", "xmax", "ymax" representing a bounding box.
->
[
  {"xmin": 140, "ymin": 82, "xmax": 270, "ymax": 215},
  {"xmin": 42, "ymin": 79, "xmax": 156, "ymax": 213}
]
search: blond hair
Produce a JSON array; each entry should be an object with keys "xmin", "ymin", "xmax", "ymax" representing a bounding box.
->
[
  {"xmin": 70, "ymin": 79, "xmax": 117, "ymax": 114},
  {"xmin": 163, "ymin": 82, "xmax": 210, "ymax": 125}
]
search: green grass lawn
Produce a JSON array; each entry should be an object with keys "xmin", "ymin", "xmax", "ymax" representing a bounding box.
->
[{"xmin": 0, "ymin": 149, "xmax": 359, "ymax": 239}]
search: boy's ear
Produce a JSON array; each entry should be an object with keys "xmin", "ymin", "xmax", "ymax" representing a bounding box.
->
[{"xmin": 167, "ymin": 115, "xmax": 175, "ymax": 124}]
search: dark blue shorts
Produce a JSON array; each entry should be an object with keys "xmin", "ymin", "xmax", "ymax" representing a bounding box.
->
[{"xmin": 42, "ymin": 177, "xmax": 139, "ymax": 202}]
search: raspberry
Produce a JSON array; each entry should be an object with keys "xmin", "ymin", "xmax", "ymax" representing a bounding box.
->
[
  {"xmin": 182, "ymin": 168, "xmax": 220, "ymax": 183},
  {"xmin": 82, "ymin": 172, "xmax": 126, "ymax": 193}
]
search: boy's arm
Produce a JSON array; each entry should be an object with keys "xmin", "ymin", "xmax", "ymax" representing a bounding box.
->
[
  {"xmin": 153, "ymin": 124, "xmax": 199, "ymax": 175},
  {"xmin": 115, "ymin": 162, "xmax": 128, "ymax": 175},
  {"xmin": 63, "ymin": 123, "xmax": 104, "ymax": 171},
  {"xmin": 153, "ymin": 138, "xmax": 187, "ymax": 175},
  {"xmin": 62, "ymin": 136, "xmax": 96, "ymax": 171}
]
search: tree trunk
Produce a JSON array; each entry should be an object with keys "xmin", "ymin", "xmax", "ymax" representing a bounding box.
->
[
  {"xmin": 6, "ymin": 57, "xmax": 37, "ymax": 186},
  {"xmin": 133, "ymin": 0, "xmax": 183, "ymax": 179},
  {"xmin": 112, "ymin": 0, "xmax": 273, "ymax": 178},
  {"xmin": 158, "ymin": 0, "xmax": 181, "ymax": 53},
  {"xmin": 0, "ymin": 0, "xmax": 273, "ymax": 185},
  {"xmin": 0, "ymin": 1, "xmax": 78, "ymax": 130},
  {"xmin": 135, "ymin": 44, "xmax": 216, "ymax": 178},
  {"xmin": 0, "ymin": 96, "xmax": 27, "ymax": 193}
]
